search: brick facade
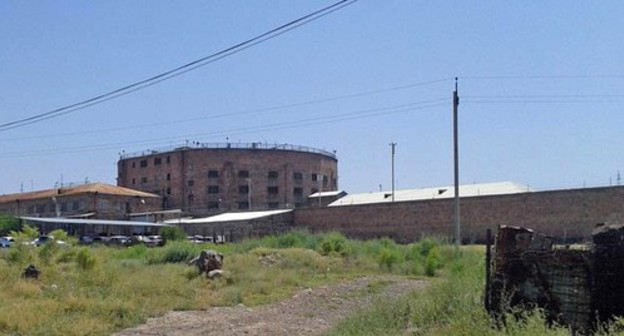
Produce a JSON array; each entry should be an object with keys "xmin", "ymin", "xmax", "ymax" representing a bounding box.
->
[
  {"xmin": 0, "ymin": 183, "xmax": 161, "ymax": 220},
  {"xmin": 118, "ymin": 143, "xmax": 338, "ymax": 216},
  {"xmin": 293, "ymin": 186, "xmax": 624, "ymax": 243}
]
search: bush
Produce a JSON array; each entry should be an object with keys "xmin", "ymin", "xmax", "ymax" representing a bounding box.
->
[
  {"xmin": 378, "ymin": 247, "xmax": 402, "ymax": 271},
  {"xmin": 424, "ymin": 246, "xmax": 443, "ymax": 277},
  {"xmin": 5, "ymin": 243, "xmax": 35, "ymax": 265},
  {"xmin": 38, "ymin": 241, "xmax": 60, "ymax": 265},
  {"xmin": 161, "ymin": 227, "xmax": 187, "ymax": 242},
  {"xmin": 10, "ymin": 224, "xmax": 39, "ymax": 243},
  {"xmin": 147, "ymin": 241, "xmax": 199, "ymax": 264},
  {"xmin": 417, "ymin": 238, "xmax": 439, "ymax": 257},
  {"xmin": 319, "ymin": 233, "xmax": 351, "ymax": 257},
  {"xmin": 76, "ymin": 248, "xmax": 97, "ymax": 270}
]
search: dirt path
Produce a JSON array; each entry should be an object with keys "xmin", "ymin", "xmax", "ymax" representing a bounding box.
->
[{"xmin": 115, "ymin": 276, "xmax": 426, "ymax": 336}]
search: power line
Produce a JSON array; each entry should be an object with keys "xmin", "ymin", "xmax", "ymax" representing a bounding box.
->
[
  {"xmin": 0, "ymin": 0, "xmax": 358, "ymax": 132},
  {"xmin": 461, "ymin": 74, "xmax": 624, "ymax": 80},
  {"xmin": 0, "ymin": 98, "xmax": 447, "ymax": 158},
  {"xmin": 464, "ymin": 94, "xmax": 624, "ymax": 99},
  {"xmin": 0, "ymin": 77, "xmax": 451, "ymax": 142}
]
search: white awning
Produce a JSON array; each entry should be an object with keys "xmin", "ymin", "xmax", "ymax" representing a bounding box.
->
[{"xmin": 164, "ymin": 209, "xmax": 293, "ymax": 224}]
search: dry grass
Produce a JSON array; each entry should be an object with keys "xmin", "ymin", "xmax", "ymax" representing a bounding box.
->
[{"xmin": 0, "ymin": 232, "xmax": 450, "ymax": 335}]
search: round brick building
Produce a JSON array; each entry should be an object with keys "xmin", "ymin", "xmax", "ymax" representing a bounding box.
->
[{"xmin": 117, "ymin": 142, "xmax": 338, "ymax": 215}]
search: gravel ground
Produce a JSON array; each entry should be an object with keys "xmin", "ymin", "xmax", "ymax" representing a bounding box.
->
[{"xmin": 115, "ymin": 275, "xmax": 426, "ymax": 336}]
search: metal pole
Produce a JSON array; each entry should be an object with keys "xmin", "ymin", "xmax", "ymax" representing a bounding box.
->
[
  {"xmin": 318, "ymin": 174, "xmax": 322, "ymax": 207},
  {"xmin": 453, "ymin": 77, "xmax": 461, "ymax": 247},
  {"xmin": 390, "ymin": 142, "xmax": 397, "ymax": 202},
  {"xmin": 247, "ymin": 178, "xmax": 252, "ymax": 210}
]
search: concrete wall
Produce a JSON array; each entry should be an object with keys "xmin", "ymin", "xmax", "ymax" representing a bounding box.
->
[{"xmin": 293, "ymin": 186, "xmax": 624, "ymax": 243}]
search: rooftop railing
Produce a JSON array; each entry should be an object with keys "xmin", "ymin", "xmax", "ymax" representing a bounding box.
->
[{"xmin": 119, "ymin": 142, "xmax": 337, "ymax": 160}]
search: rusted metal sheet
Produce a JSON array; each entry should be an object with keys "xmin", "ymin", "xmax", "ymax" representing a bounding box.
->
[{"xmin": 487, "ymin": 225, "xmax": 603, "ymax": 334}]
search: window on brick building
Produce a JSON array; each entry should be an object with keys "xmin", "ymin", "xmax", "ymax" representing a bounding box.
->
[
  {"xmin": 311, "ymin": 173, "xmax": 318, "ymax": 182},
  {"xmin": 166, "ymin": 156, "xmax": 171, "ymax": 164},
  {"xmin": 238, "ymin": 201, "xmax": 249, "ymax": 210},
  {"xmin": 140, "ymin": 159, "xmax": 147, "ymax": 168},
  {"xmin": 72, "ymin": 201, "xmax": 80, "ymax": 211},
  {"xmin": 268, "ymin": 202, "xmax": 279, "ymax": 209},
  {"xmin": 208, "ymin": 185, "xmax": 219, "ymax": 194},
  {"xmin": 60, "ymin": 202, "xmax": 67, "ymax": 212},
  {"xmin": 293, "ymin": 172, "xmax": 303, "ymax": 180},
  {"xmin": 166, "ymin": 187, "xmax": 171, "ymax": 195},
  {"xmin": 187, "ymin": 180, "xmax": 194, "ymax": 187},
  {"xmin": 239, "ymin": 185, "xmax": 249, "ymax": 194},
  {"xmin": 132, "ymin": 162, "xmax": 136, "ymax": 168},
  {"xmin": 132, "ymin": 178, "xmax": 136, "ymax": 185},
  {"xmin": 293, "ymin": 187, "xmax": 303, "ymax": 196},
  {"xmin": 267, "ymin": 186, "xmax": 279, "ymax": 195},
  {"xmin": 323, "ymin": 175, "xmax": 328, "ymax": 187},
  {"xmin": 36, "ymin": 204, "xmax": 46, "ymax": 213},
  {"xmin": 268, "ymin": 171, "xmax": 279, "ymax": 179},
  {"xmin": 166, "ymin": 173, "xmax": 171, "ymax": 181},
  {"xmin": 238, "ymin": 170, "xmax": 249, "ymax": 178},
  {"xmin": 154, "ymin": 157, "xmax": 162, "ymax": 165},
  {"xmin": 208, "ymin": 170, "xmax": 219, "ymax": 178},
  {"xmin": 141, "ymin": 177, "xmax": 148, "ymax": 184},
  {"xmin": 311, "ymin": 188, "xmax": 318, "ymax": 194}
]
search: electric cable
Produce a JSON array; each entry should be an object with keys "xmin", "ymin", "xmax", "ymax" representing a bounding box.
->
[{"xmin": 0, "ymin": 0, "xmax": 358, "ymax": 132}]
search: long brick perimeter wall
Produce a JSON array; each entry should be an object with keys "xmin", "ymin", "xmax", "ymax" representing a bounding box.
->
[{"xmin": 293, "ymin": 186, "xmax": 624, "ymax": 243}]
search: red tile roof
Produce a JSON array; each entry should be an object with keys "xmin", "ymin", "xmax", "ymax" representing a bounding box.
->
[{"xmin": 0, "ymin": 183, "xmax": 159, "ymax": 204}]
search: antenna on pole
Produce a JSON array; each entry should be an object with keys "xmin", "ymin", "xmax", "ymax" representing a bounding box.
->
[{"xmin": 453, "ymin": 77, "xmax": 461, "ymax": 248}]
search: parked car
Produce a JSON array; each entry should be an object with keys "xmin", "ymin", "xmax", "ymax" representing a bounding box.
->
[
  {"xmin": 92, "ymin": 236, "xmax": 110, "ymax": 245},
  {"xmin": 147, "ymin": 235, "xmax": 164, "ymax": 247},
  {"xmin": 32, "ymin": 235, "xmax": 66, "ymax": 247},
  {"xmin": 187, "ymin": 235, "xmax": 206, "ymax": 244},
  {"xmin": 107, "ymin": 235, "xmax": 132, "ymax": 247},
  {"xmin": 79, "ymin": 236, "xmax": 94, "ymax": 245},
  {"xmin": 0, "ymin": 236, "xmax": 14, "ymax": 248}
]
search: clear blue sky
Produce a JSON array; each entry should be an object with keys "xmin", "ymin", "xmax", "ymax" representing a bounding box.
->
[{"xmin": 1, "ymin": 1, "xmax": 623, "ymax": 195}]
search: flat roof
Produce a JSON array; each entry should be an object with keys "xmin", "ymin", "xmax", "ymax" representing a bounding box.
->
[
  {"xmin": 164, "ymin": 209, "xmax": 293, "ymax": 224},
  {"xmin": 20, "ymin": 216, "xmax": 171, "ymax": 227},
  {"xmin": 120, "ymin": 142, "xmax": 337, "ymax": 160},
  {"xmin": 329, "ymin": 181, "xmax": 532, "ymax": 207}
]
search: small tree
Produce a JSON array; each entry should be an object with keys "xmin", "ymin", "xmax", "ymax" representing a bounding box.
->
[
  {"xmin": 6, "ymin": 224, "xmax": 39, "ymax": 266},
  {"xmin": 0, "ymin": 216, "xmax": 20, "ymax": 236},
  {"xmin": 10, "ymin": 224, "xmax": 39, "ymax": 243}
]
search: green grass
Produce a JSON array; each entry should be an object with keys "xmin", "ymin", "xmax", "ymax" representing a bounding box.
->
[
  {"xmin": 329, "ymin": 246, "xmax": 623, "ymax": 336},
  {"xmin": 0, "ymin": 231, "xmax": 452, "ymax": 335},
  {"xmin": 7, "ymin": 231, "xmax": 594, "ymax": 335}
]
